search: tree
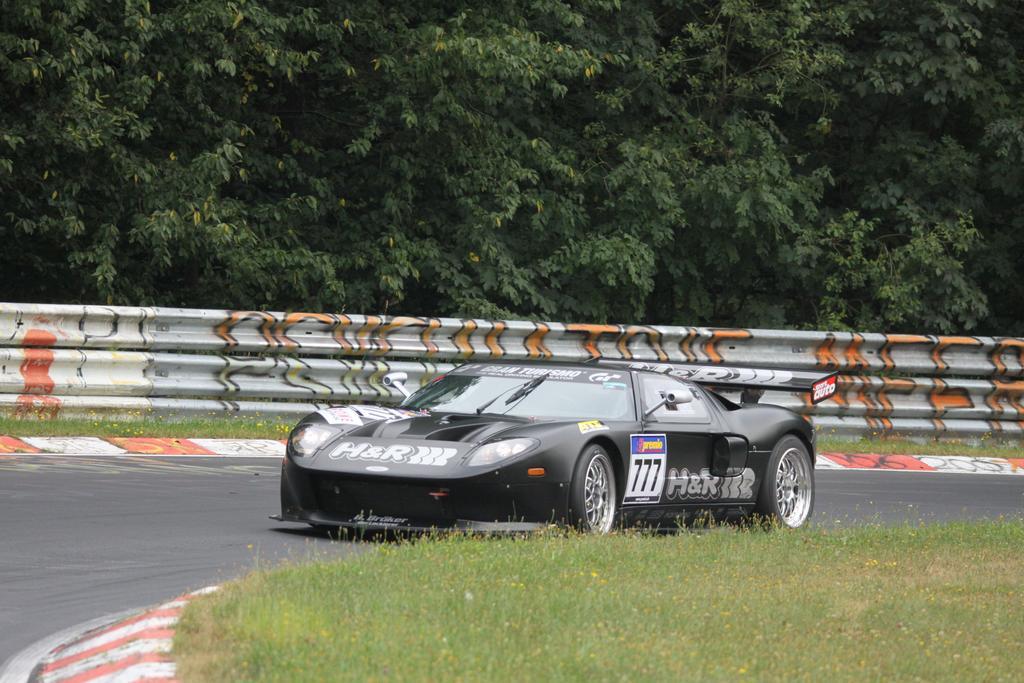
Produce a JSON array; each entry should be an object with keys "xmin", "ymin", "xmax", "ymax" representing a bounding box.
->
[{"xmin": 1, "ymin": 1, "xmax": 1020, "ymax": 335}]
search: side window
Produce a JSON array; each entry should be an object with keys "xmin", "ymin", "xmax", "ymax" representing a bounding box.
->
[{"xmin": 640, "ymin": 375, "xmax": 710, "ymax": 424}]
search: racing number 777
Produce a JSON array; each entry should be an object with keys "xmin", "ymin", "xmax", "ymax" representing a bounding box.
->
[
  {"xmin": 623, "ymin": 433, "xmax": 668, "ymax": 505},
  {"xmin": 623, "ymin": 434, "xmax": 668, "ymax": 504},
  {"xmin": 627, "ymin": 457, "xmax": 662, "ymax": 499}
]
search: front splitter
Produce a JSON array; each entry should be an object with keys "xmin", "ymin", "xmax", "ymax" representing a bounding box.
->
[{"xmin": 272, "ymin": 512, "xmax": 546, "ymax": 534}]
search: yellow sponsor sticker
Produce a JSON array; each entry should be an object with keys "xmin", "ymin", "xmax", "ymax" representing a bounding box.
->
[{"xmin": 578, "ymin": 420, "xmax": 609, "ymax": 434}]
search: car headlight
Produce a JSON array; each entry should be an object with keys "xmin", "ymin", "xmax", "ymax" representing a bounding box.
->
[
  {"xmin": 467, "ymin": 438, "xmax": 538, "ymax": 467},
  {"xmin": 289, "ymin": 424, "xmax": 336, "ymax": 458}
]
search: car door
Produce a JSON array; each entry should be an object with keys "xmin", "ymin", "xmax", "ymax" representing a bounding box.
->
[{"xmin": 622, "ymin": 374, "xmax": 720, "ymax": 510}]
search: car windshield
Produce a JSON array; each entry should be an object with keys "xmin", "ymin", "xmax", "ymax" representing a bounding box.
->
[{"xmin": 401, "ymin": 365, "xmax": 635, "ymax": 421}]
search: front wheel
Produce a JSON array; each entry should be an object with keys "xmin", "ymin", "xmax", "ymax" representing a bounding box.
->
[
  {"xmin": 753, "ymin": 435, "xmax": 814, "ymax": 528},
  {"xmin": 568, "ymin": 444, "xmax": 617, "ymax": 533}
]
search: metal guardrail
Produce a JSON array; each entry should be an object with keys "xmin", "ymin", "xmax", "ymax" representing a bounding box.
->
[{"xmin": 1, "ymin": 302, "xmax": 1021, "ymax": 438}]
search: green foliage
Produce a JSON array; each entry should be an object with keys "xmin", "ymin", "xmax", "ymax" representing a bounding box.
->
[{"xmin": 2, "ymin": 0, "xmax": 1021, "ymax": 334}]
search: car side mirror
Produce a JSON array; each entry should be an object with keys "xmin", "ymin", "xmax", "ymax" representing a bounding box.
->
[
  {"xmin": 712, "ymin": 436, "xmax": 748, "ymax": 477},
  {"xmin": 382, "ymin": 371, "xmax": 411, "ymax": 399},
  {"xmin": 643, "ymin": 388, "xmax": 694, "ymax": 420}
]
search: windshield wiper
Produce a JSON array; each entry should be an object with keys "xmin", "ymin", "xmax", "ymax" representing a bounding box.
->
[
  {"xmin": 504, "ymin": 373, "xmax": 549, "ymax": 406},
  {"xmin": 474, "ymin": 373, "xmax": 549, "ymax": 415}
]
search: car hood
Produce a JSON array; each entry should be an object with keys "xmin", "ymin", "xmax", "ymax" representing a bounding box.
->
[
  {"xmin": 350, "ymin": 412, "xmax": 532, "ymax": 441},
  {"xmin": 301, "ymin": 412, "xmax": 539, "ymax": 478}
]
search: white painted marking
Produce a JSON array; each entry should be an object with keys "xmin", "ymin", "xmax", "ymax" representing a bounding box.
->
[
  {"xmin": 100, "ymin": 662, "xmax": 177, "ymax": 682},
  {"xmin": 918, "ymin": 456, "xmax": 1024, "ymax": 476},
  {"xmin": 816, "ymin": 454, "xmax": 1024, "ymax": 476},
  {"xmin": 814, "ymin": 454, "xmax": 845, "ymax": 470},
  {"xmin": 20, "ymin": 437, "xmax": 127, "ymax": 455},
  {"xmin": 0, "ymin": 609, "xmax": 138, "ymax": 683},
  {"xmin": 0, "ymin": 587, "xmax": 219, "ymax": 683},
  {"xmin": 9, "ymin": 438, "xmax": 284, "ymax": 458},
  {"xmin": 10, "ymin": 451, "xmax": 281, "ymax": 459},
  {"xmin": 153, "ymin": 599, "xmax": 189, "ymax": 610},
  {"xmin": 49, "ymin": 616, "xmax": 179, "ymax": 660},
  {"xmin": 40, "ymin": 639, "xmax": 171, "ymax": 683},
  {"xmin": 190, "ymin": 439, "xmax": 286, "ymax": 456}
]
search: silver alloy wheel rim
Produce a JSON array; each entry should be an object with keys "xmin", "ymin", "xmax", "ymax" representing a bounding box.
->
[
  {"xmin": 583, "ymin": 454, "xmax": 615, "ymax": 533},
  {"xmin": 775, "ymin": 447, "xmax": 812, "ymax": 527}
]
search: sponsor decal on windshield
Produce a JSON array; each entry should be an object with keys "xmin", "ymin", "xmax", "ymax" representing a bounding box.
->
[
  {"xmin": 577, "ymin": 420, "xmax": 609, "ymax": 434},
  {"xmin": 463, "ymin": 365, "xmax": 631, "ymax": 384},
  {"xmin": 624, "ymin": 434, "xmax": 668, "ymax": 504},
  {"xmin": 586, "ymin": 372, "xmax": 623, "ymax": 383},
  {"xmin": 471, "ymin": 365, "xmax": 582, "ymax": 380},
  {"xmin": 329, "ymin": 441, "xmax": 457, "ymax": 467}
]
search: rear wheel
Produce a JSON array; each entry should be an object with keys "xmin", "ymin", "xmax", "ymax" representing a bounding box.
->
[
  {"xmin": 568, "ymin": 444, "xmax": 617, "ymax": 533},
  {"xmin": 753, "ymin": 435, "xmax": 814, "ymax": 528}
]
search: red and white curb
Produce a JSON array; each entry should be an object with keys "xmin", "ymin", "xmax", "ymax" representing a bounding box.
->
[
  {"xmin": 0, "ymin": 435, "xmax": 1020, "ymax": 475},
  {"xmin": 0, "ymin": 436, "xmax": 283, "ymax": 458},
  {"xmin": 818, "ymin": 452, "xmax": 1024, "ymax": 475},
  {"xmin": 1, "ymin": 587, "xmax": 217, "ymax": 683}
]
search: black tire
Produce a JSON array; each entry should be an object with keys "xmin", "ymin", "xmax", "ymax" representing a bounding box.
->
[
  {"xmin": 753, "ymin": 435, "xmax": 814, "ymax": 528},
  {"xmin": 567, "ymin": 444, "xmax": 617, "ymax": 533}
]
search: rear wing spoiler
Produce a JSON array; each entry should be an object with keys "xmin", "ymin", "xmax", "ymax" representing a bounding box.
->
[{"xmin": 614, "ymin": 361, "xmax": 839, "ymax": 405}]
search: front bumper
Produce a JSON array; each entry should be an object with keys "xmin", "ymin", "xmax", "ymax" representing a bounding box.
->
[
  {"xmin": 275, "ymin": 511, "xmax": 547, "ymax": 534},
  {"xmin": 279, "ymin": 457, "xmax": 569, "ymax": 531}
]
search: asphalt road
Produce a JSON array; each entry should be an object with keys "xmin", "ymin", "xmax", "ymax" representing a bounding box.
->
[{"xmin": 1, "ymin": 454, "xmax": 1022, "ymax": 668}]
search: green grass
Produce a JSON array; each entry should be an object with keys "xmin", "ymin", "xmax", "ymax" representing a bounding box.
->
[
  {"xmin": 175, "ymin": 523, "xmax": 1024, "ymax": 682},
  {"xmin": 0, "ymin": 415, "xmax": 292, "ymax": 439}
]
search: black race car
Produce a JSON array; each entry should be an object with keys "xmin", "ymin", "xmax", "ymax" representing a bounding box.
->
[{"xmin": 275, "ymin": 360, "xmax": 838, "ymax": 533}]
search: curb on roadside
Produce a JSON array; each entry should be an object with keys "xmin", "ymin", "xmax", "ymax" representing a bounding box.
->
[
  {"xmin": 0, "ymin": 435, "xmax": 1021, "ymax": 474},
  {"xmin": 0, "ymin": 435, "xmax": 284, "ymax": 457},
  {"xmin": 0, "ymin": 610, "xmax": 138, "ymax": 683},
  {"xmin": 0, "ymin": 587, "xmax": 218, "ymax": 683},
  {"xmin": 818, "ymin": 451, "xmax": 1024, "ymax": 475}
]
